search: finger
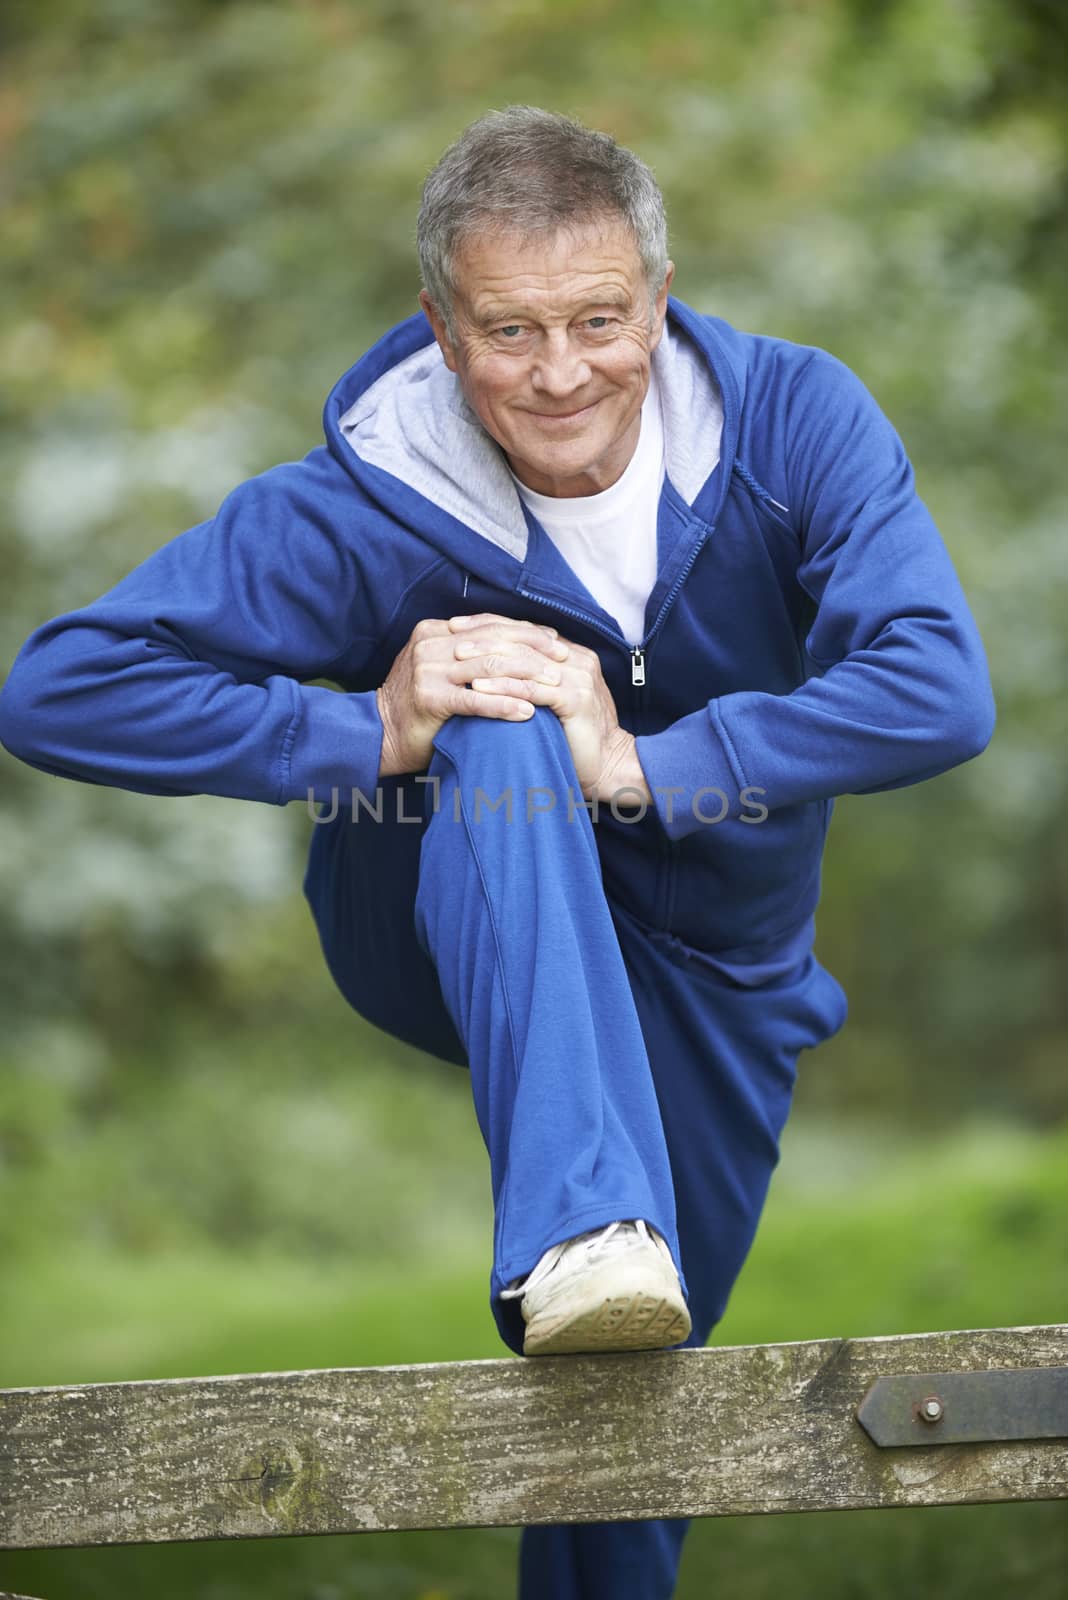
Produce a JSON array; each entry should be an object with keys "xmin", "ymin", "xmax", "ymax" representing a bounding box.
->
[
  {"xmin": 449, "ymin": 611, "xmax": 553, "ymax": 632},
  {"xmin": 469, "ymin": 676, "xmax": 563, "ymax": 708},
  {"xmin": 448, "ymin": 614, "xmax": 567, "ymax": 657},
  {"xmin": 450, "ymin": 649, "xmax": 562, "ymax": 684},
  {"xmin": 449, "ymin": 621, "xmax": 568, "ymax": 658},
  {"xmin": 448, "ymin": 686, "xmax": 535, "ymax": 720},
  {"xmin": 409, "ymin": 617, "xmax": 454, "ymax": 643},
  {"xmin": 452, "ymin": 631, "xmax": 569, "ymax": 665}
]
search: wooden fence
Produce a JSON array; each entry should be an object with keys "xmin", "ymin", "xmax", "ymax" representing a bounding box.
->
[{"xmin": 1, "ymin": 1324, "xmax": 1065, "ymax": 1563}]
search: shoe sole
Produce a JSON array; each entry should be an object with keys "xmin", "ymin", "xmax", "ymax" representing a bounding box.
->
[{"xmin": 521, "ymin": 1258, "xmax": 692, "ymax": 1357}]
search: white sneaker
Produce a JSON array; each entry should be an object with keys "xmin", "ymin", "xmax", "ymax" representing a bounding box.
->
[{"xmin": 500, "ymin": 1219, "xmax": 692, "ymax": 1356}]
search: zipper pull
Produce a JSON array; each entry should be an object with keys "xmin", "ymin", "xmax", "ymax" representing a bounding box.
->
[{"xmin": 631, "ymin": 647, "xmax": 646, "ymax": 687}]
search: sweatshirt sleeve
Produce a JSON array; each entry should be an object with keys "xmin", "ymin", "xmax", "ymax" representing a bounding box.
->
[
  {"xmin": 635, "ymin": 350, "xmax": 996, "ymax": 840},
  {"xmin": 0, "ymin": 453, "xmax": 387, "ymax": 807}
]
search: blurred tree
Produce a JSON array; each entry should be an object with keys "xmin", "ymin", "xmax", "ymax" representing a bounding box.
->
[{"xmin": 0, "ymin": 0, "xmax": 1064, "ymax": 1132}]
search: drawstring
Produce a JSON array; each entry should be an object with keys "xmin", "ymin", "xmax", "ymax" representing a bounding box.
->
[{"xmin": 732, "ymin": 459, "xmax": 791, "ymax": 517}]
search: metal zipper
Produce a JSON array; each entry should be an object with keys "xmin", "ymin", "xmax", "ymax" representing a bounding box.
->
[
  {"xmin": 517, "ymin": 521, "xmax": 712, "ymax": 689},
  {"xmin": 515, "ymin": 589, "xmax": 631, "ymax": 657},
  {"xmin": 642, "ymin": 523, "xmax": 713, "ymax": 657}
]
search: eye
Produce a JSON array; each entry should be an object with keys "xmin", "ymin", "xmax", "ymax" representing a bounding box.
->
[
  {"xmin": 498, "ymin": 325, "xmax": 524, "ymax": 338},
  {"xmin": 587, "ymin": 316, "xmax": 609, "ymax": 329}
]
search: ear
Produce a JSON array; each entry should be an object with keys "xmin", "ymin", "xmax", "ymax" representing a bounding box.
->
[
  {"xmin": 649, "ymin": 261, "xmax": 675, "ymax": 350},
  {"xmin": 419, "ymin": 289, "xmax": 459, "ymax": 373}
]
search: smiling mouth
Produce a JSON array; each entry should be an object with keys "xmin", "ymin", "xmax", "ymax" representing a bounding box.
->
[{"xmin": 529, "ymin": 400, "xmax": 601, "ymax": 422}]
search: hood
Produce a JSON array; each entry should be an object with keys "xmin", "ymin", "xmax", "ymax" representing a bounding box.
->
[{"xmin": 323, "ymin": 296, "xmax": 745, "ymax": 572}]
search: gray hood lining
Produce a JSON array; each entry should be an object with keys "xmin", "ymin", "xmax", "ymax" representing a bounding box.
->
[{"xmin": 339, "ymin": 318, "xmax": 723, "ymax": 563}]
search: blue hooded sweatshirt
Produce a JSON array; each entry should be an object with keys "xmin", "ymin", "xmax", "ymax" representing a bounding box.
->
[{"xmin": 0, "ymin": 297, "xmax": 995, "ymax": 964}]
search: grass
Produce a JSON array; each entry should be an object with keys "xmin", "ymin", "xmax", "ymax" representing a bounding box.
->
[{"xmin": 1, "ymin": 1118, "xmax": 1066, "ymax": 1597}]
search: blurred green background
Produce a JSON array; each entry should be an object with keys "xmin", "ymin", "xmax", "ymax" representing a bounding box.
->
[{"xmin": 1, "ymin": 0, "xmax": 1066, "ymax": 1595}]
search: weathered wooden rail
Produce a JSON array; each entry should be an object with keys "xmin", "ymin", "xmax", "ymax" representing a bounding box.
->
[{"xmin": 1, "ymin": 1325, "xmax": 1065, "ymax": 1552}]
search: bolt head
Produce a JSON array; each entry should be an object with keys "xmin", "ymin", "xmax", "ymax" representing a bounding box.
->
[{"xmin": 919, "ymin": 1395, "xmax": 944, "ymax": 1423}]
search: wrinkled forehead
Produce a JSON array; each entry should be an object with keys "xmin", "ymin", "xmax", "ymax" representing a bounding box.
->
[{"xmin": 450, "ymin": 215, "xmax": 647, "ymax": 314}]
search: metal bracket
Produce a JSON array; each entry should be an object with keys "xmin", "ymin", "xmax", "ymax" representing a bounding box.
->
[{"xmin": 856, "ymin": 1366, "xmax": 1068, "ymax": 1447}]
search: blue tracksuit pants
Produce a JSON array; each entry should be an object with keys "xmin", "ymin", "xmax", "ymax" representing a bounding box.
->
[{"xmin": 302, "ymin": 706, "xmax": 848, "ymax": 1599}]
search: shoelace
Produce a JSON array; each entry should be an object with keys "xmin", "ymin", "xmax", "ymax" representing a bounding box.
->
[{"xmin": 500, "ymin": 1218, "xmax": 653, "ymax": 1300}]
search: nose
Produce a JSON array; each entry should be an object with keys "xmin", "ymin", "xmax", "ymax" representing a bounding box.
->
[{"xmin": 529, "ymin": 328, "xmax": 592, "ymax": 402}]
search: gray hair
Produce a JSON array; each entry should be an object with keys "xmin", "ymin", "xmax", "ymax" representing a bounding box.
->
[{"xmin": 417, "ymin": 106, "xmax": 669, "ymax": 336}]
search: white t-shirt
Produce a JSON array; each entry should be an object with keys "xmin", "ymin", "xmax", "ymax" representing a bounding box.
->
[{"xmin": 510, "ymin": 370, "xmax": 665, "ymax": 646}]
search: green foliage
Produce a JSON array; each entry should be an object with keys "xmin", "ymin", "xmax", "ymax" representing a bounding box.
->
[
  {"xmin": 2, "ymin": 1118, "xmax": 1066, "ymax": 1596},
  {"xmin": 1, "ymin": 5, "xmax": 1066, "ymax": 1590},
  {"xmin": 2, "ymin": 0, "xmax": 1066, "ymax": 1118}
]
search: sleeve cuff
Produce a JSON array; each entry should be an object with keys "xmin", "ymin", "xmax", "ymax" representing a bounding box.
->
[
  {"xmin": 282, "ymin": 684, "xmax": 384, "ymax": 806},
  {"xmin": 635, "ymin": 702, "xmax": 759, "ymax": 841}
]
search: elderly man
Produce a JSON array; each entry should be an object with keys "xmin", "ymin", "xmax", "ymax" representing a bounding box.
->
[{"xmin": 0, "ymin": 107, "xmax": 994, "ymax": 1597}]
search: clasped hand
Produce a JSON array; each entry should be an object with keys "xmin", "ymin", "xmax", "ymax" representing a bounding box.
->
[{"xmin": 376, "ymin": 612, "xmax": 651, "ymax": 804}]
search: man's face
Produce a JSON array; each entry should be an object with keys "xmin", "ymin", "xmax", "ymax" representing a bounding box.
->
[{"xmin": 420, "ymin": 218, "xmax": 674, "ymax": 499}]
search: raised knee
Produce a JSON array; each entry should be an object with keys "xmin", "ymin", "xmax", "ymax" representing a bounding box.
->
[
  {"xmin": 433, "ymin": 705, "xmax": 567, "ymax": 759},
  {"xmin": 430, "ymin": 706, "xmax": 577, "ymax": 795},
  {"xmin": 436, "ymin": 704, "xmax": 558, "ymax": 739}
]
